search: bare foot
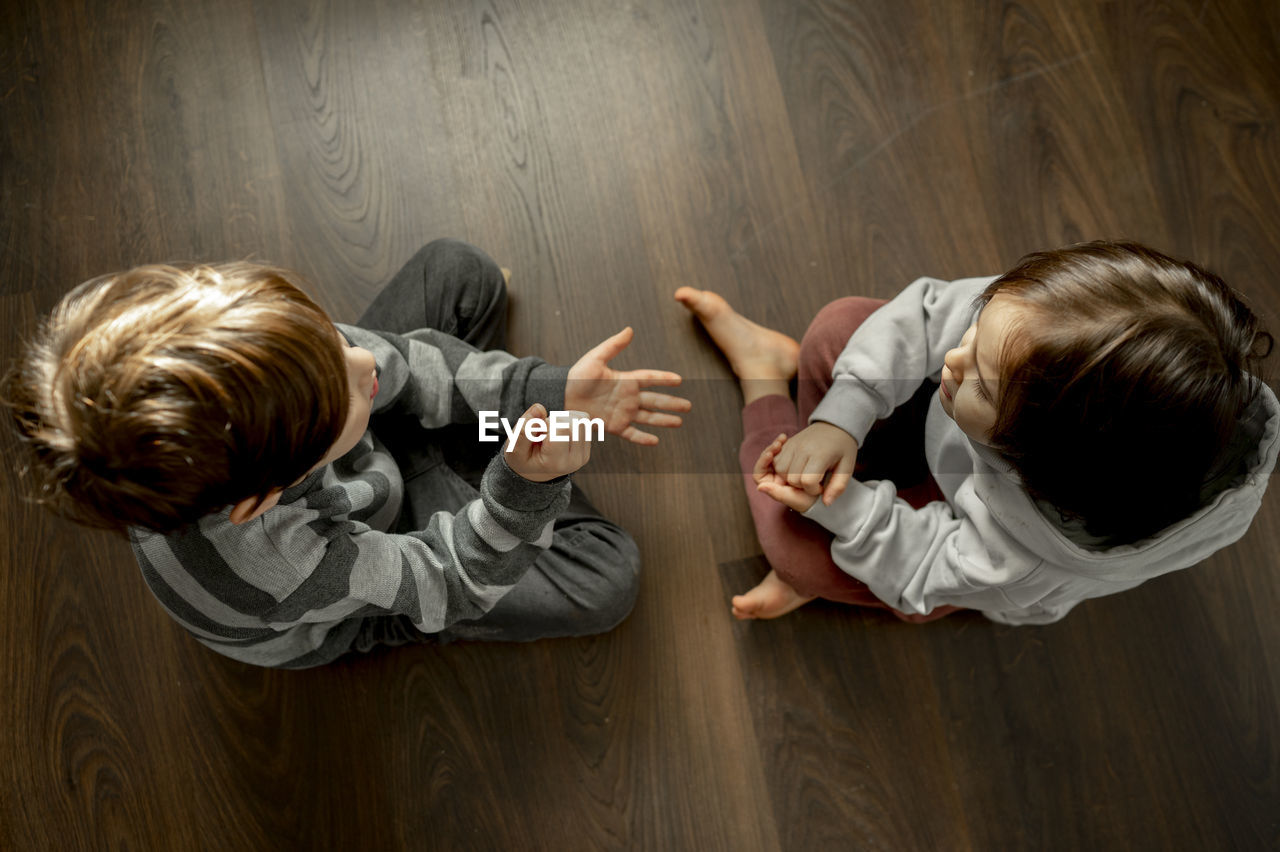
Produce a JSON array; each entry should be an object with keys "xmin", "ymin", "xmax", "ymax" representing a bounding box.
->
[
  {"xmin": 731, "ymin": 569, "xmax": 817, "ymax": 620},
  {"xmin": 674, "ymin": 287, "xmax": 799, "ymax": 382}
]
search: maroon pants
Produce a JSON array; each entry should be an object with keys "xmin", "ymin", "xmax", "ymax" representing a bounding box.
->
[{"xmin": 739, "ymin": 297, "xmax": 961, "ymax": 623}]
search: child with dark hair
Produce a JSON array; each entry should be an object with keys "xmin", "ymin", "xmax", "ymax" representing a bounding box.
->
[
  {"xmin": 8, "ymin": 239, "xmax": 690, "ymax": 667},
  {"xmin": 677, "ymin": 241, "xmax": 1278, "ymax": 624}
]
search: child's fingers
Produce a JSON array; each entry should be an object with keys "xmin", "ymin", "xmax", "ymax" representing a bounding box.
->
[
  {"xmin": 768, "ymin": 434, "xmax": 788, "ymax": 468},
  {"xmin": 752, "ymin": 448, "xmax": 768, "ymax": 477},
  {"xmin": 633, "ymin": 409, "xmax": 683, "ymax": 428},
  {"xmin": 784, "ymin": 453, "xmax": 820, "ymax": 492},
  {"xmin": 798, "ymin": 455, "xmax": 829, "ymax": 495},
  {"xmin": 822, "ymin": 473, "xmax": 852, "ymax": 505},
  {"xmin": 505, "ymin": 403, "xmax": 596, "ymax": 480},
  {"xmin": 544, "ymin": 423, "xmax": 592, "ymax": 474},
  {"xmin": 619, "ymin": 425, "xmax": 660, "ymax": 446},
  {"xmin": 823, "ymin": 454, "xmax": 856, "ymax": 505},
  {"xmin": 758, "ymin": 480, "xmax": 805, "ymax": 512},
  {"xmin": 509, "ymin": 403, "xmax": 548, "ymax": 453},
  {"xmin": 627, "ymin": 370, "xmax": 684, "ymax": 387},
  {"xmin": 639, "ymin": 391, "xmax": 692, "ymax": 411},
  {"xmin": 781, "ymin": 449, "xmax": 806, "ymax": 486},
  {"xmin": 777, "ymin": 447, "xmax": 804, "ymax": 478},
  {"xmin": 756, "ymin": 480, "xmax": 783, "ymax": 505},
  {"xmin": 581, "ymin": 327, "xmax": 635, "ymax": 364},
  {"xmin": 753, "ymin": 435, "xmax": 785, "ymax": 479}
]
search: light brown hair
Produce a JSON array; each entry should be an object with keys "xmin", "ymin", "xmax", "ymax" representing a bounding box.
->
[
  {"xmin": 980, "ymin": 241, "xmax": 1272, "ymax": 542},
  {"xmin": 5, "ymin": 262, "xmax": 349, "ymax": 534}
]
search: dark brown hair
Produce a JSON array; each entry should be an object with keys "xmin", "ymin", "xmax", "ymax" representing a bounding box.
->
[
  {"xmin": 4, "ymin": 262, "xmax": 349, "ymax": 534},
  {"xmin": 979, "ymin": 241, "xmax": 1272, "ymax": 542}
]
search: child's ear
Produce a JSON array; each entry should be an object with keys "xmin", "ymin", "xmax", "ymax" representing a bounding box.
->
[{"xmin": 229, "ymin": 489, "xmax": 285, "ymax": 525}]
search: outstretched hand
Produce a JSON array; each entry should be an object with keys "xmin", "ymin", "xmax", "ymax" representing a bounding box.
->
[
  {"xmin": 565, "ymin": 327, "xmax": 691, "ymax": 446},
  {"xmin": 754, "ymin": 434, "xmax": 819, "ymax": 513}
]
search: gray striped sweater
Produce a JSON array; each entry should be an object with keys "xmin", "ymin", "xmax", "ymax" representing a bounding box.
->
[{"xmin": 130, "ymin": 323, "xmax": 572, "ymax": 668}]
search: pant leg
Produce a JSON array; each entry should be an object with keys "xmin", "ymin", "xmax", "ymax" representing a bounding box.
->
[
  {"xmin": 439, "ymin": 483, "xmax": 641, "ymax": 642},
  {"xmin": 795, "ymin": 297, "xmax": 886, "ymax": 421},
  {"xmin": 358, "ymin": 238, "xmax": 509, "ymax": 350},
  {"xmin": 350, "ymin": 493, "xmax": 640, "ymax": 652},
  {"xmin": 739, "ymin": 394, "xmax": 883, "ymax": 604},
  {"xmin": 740, "ymin": 394, "xmax": 893, "ymax": 610},
  {"xmin": 742, "ymin": 297, "xmax": 958, "ymax": 623},
  {"xmin": 363, "ymin": 239, "xmax": 512, "ymax": 482}
]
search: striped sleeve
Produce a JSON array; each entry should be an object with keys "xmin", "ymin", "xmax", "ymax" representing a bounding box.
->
[
  {"xmin": 325, "ymin": 454, "xmax": 571, "ymax": 630},
  {"xmin": 336, "ymin": 323, "xmax": 569, "ymax": 426},
  {"xmin": 131, "ymin": 453, "xmax": 570, "ymax": 667}
]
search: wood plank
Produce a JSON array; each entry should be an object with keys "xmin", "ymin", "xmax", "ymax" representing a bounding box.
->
[{"xmin": 2, "ymin": 0, "xmax": 1277, "ymax": 847}]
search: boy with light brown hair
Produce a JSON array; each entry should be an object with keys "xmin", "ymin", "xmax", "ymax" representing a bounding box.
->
[{"xmin": 8, "ymin": 239, "xmax": 689, "ymax": 667}]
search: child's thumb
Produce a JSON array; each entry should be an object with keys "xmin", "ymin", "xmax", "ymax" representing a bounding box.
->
[
  {"xmin": 757, "ymin": 480, "xmax": 784, "ymax": 504},
  {"xmin": 759, "ymin": 480, "xmax": 807, "ymax": 512}
]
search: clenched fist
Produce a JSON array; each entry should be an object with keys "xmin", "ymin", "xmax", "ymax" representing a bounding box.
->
[{"xmin": 503, "ymin": 404, "xmax": 593, "ymax": 482}]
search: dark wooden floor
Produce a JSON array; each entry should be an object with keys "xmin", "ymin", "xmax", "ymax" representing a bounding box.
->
[{"xmin": 3, "ymin": 0, "xmax": 1278, "ymax": 849}]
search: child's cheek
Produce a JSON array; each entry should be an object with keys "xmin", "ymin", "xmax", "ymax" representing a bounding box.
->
[{"xmin": 967, "ymin": 404, "xmax": 1000, "ymax": 445}]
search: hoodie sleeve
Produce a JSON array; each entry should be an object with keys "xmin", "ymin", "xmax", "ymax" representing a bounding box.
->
[
  {"xmin": 809, "ymin": 276, "xmax": 995, "ymax": 445},
  {"xmin": 336, "ymin": 322, "xmax": 570, "ymax": 425},
  {"xmin": 802, "ymin": 478, "xmax": 1043, "ymax": 615}
]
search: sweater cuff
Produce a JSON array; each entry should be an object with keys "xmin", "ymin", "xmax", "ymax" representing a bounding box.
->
[
  {"xmin": 803, "ymin": 478, "xmax": 887, "ymax": 537},
  {"xmin": 527, "ymin": 363, "xmax": 570, "ymax": 411},
  {"xmin": 483, "ymin": 452, "xmax": 572, "ymax": 515},
  {"xmin": 808, "ymin": 379, "xmax": 880, "ymax": 447}
]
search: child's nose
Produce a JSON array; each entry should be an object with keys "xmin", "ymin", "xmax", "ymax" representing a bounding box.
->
[{"xmin": 943, "ymin": 346, "xmax": 963, "ymax": 378}]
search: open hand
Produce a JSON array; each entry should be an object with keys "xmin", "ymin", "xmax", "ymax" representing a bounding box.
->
[
  {"xmin": 771, "ymin": 421, "xmax": 858, "ymax": 505},
  {"xmin": 754, "ymin": 434, "xmax": 819, "ymax": 513},
  {"xmin": 565, "ymin": 327, "xmax": 692, "ymax": 445}
]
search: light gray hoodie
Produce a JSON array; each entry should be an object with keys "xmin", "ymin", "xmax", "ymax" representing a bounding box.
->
[{"xmin": 805, "ymin": 275, "xmax": 1280, "ymax": 625}]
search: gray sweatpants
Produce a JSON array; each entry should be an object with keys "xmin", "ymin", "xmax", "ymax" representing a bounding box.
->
[{"xmin": 351, "ymin": 239, "xmax": 640, "ymax": 651}]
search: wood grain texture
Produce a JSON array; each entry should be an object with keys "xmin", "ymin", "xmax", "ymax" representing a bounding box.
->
[{"xmin": 2, "ymin": 0, "xmax": 1278, "ymax": 848}]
